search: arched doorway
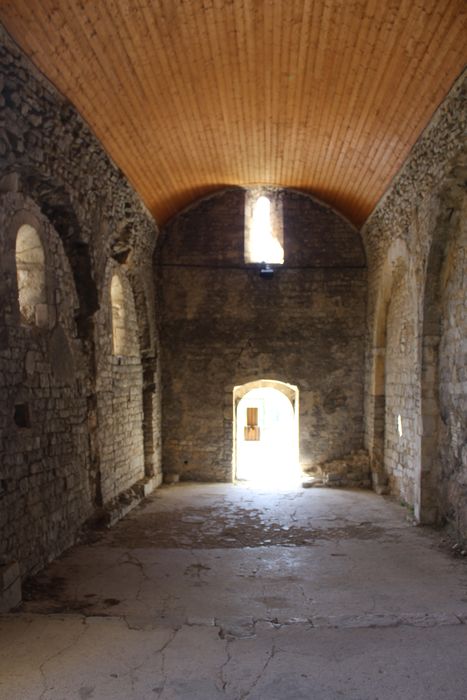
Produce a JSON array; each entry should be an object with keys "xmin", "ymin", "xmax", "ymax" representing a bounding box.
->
[{"xmin": 233, "ymin": 380, "xmax": 299, "ymax": 486}]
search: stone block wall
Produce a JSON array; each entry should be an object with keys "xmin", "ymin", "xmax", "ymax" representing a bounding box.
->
[
  {"xmin": 383, "ymin": 260, "xmax": 420, "ymax": 504},
  {"xmin": 0, "ymin": 28, "xmax": 162, "ymax": 579},
  {"xmin": 95, "ymin": 265, "xmax": 145, "ymax": 505},
  {"xmin": 438, "ymin": 190, "xmax": 467, "ymax": 538},
  {"xmin": 159, "ymin": 188, "xmax": 367, "ymax": 481},
  {"xmin": 0, "ymin": 193, "xmax": 92, "ymax": 575},
  {"xmin": 362, "ymin": 70, "xmax": 466, "ymax": 538}
]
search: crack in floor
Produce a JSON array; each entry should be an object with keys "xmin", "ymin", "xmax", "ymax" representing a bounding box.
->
[
  {"xmin": 38, "ymin": 620, "xmax": 89, "ymax": 700},
  {"xmin": 154, "ymin": 627, "xmax": 181, "ymax": 699},
  {"xmin": 119, "ymin": 551, "xmax": 151, "ymax": 602},
  {"xmin": 238, "ymin": 643, "xmax": 277, "ymax": 699},
  {"xmin": 218, "ymin": 638, "xmax": 233, "ymax": 694}
]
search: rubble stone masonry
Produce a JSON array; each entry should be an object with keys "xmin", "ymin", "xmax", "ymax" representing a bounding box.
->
[
  {"xmin": 0, "ymin": 21, "xmax": 466, "ymax": 596},
  {"xmin": 159, "ymin": 188, "xmax": 367, "ymax": 481},
  {"xmin": 362, "ymin": 70, "xmax": 466, "ymax": 539},
  {"xmin": 0, "ymin": 27, "xmax": 161, "ymax": 578}
]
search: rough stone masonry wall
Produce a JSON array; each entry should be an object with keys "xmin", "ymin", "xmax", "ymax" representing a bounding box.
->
[
  {"xmin": 362, "ymin": 70, "xmax": 466, "ymax": 538},
  {"xmin": 0, "ymin": 193, "xmax": 91, "ymax": 576},
  {"xmin": 160, "ymin": 188, "xmax": 367, "ymax": 481},
  {"xmin": 95, "ymin": 264, "xmax": 145, "ymax": 505},
  {"xmin": 438, "ymin": 186, "xmax": 467, "ymax": 539},
  {"xmin": 0, "ymin": 28, "xmax": 161, "ymax": 578},
  {"xmin": 383, "ymin": 260, "xmax": 420, "ymax": 505}
]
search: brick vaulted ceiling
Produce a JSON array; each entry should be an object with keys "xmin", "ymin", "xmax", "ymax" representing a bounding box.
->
[{"xmin": 0, "ymin": 1, "xmax": 466, "ymax": 227}]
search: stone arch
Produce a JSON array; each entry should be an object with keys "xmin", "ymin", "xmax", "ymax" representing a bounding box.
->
[
  {"xmin": 110, "ymin": 221, "xmax": 160, "ymax": 481},
  {"xmin": 419, "ymin": 162, "xmax": 467, "ymax": 525},
  {"xmin": 2, "ymin": 196, "xmax": 86, "ymax": 368},
  {"xmin": 233, "ymin": 378, "xmax": 298, "ymax": 404},
  {"xmin": 0, "ymin": 206, "xmax": 56, "ymax": 333},
  {"xmin": 369, "ymin": 238, "xmax": 411, "ymax": 491},
  {"xmin": 96, "ymin": 262, "xmax": 144, "ymax": 505},
  {"xmin": 232, "ymin": 379, "xmax": 299, "ymax": 483},
  {"xmin": 418, "ymin": 225, "xmax": 444, "ymax": 523},
  {"xmin": 7, "ymin": 169, "xmax": 98, "ymax": 338},
  {"xmin": 3, "ymin": 172, "xmax": 101, "ymax": 512},
  {"xmin": 384, "ymin": 255, "xmax": 420, "ymax": 506},
  {"xmin": 0, "ymin": 192, "xmax": 93, "ymax": 574},
  {"xmin": 110, "ymin": 222, "xmax": 155, "ymax": 356}
]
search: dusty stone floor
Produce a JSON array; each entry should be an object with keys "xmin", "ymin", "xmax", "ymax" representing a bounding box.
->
[{"xmin": 1, "ymin": 483, "xmax": 467, "ymax": 699}]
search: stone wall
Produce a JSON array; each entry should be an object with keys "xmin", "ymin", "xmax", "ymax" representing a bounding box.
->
[
  {"xmin": 383, "ymin": 260, "xmax": 420, "ymax": 504},
  {"xmin": 0, "ymin": 28, "xmax": 161, "ymax": 579},
  {"xmin": 95, "ymin": 265, "xmax": 145, "ymax": 506},
  {"xmin": 438, "ymin": 186, "xmax": 467, "ymax": 539},
  {"xmin": 159, "ymin": 188, "xmax": 367, "ymax": 481},
  {"xmin": 362, "ymin": 69, "xmax": 466, "ymax": 538},
  {"xmin": 0, "ymin": 193, "xmax": 91, "ymax": 575}
]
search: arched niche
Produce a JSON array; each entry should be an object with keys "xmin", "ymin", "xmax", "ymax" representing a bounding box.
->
[
  {"xmin": 383, "ymin": 257, "xmax": 420, "ymax": 506},
  {"xmin": 13, "ymin": 169, "xmax": 98, "ymax": 338},
  {"xmin": 369, "ymin": 238, "xmax": 410, "ymax": 487},
  {"xmin": 419, "ymin": 163, "xmax": 467, "ymax": 526}
]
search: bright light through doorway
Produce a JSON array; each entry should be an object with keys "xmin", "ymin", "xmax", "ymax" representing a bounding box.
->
[{"xmin": 235, "ymin": 385, "xmax": 300, "ymax": 487}]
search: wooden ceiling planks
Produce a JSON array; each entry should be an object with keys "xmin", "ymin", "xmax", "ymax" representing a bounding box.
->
[
  {"xmin": 0, "ymin": 0, "xmax": 465, "ymax": 226},
  {"xmin": 360, "ymin": 5, "xmax": 464, "ymax": 213}
]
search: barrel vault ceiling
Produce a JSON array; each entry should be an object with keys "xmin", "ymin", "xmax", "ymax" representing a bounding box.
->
[{"xmin": 0, "ymin": 0, "xmax": 466, "ymax": 227}]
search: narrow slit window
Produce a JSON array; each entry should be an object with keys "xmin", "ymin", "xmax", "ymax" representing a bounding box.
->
[
  {"xmin": 16, "ymin": 224, "xmax": 48, "ymax": 326},
  {"xmin": 245, "ymin": 191, "xmax": 284, "ymax": 264},
  {"xmin": 111, "ymin": 274, "xmax": 127, "ymax": 355},
  {"xmin": 110, "ymin": 273, "xmax": 140, "ymax": 357}
]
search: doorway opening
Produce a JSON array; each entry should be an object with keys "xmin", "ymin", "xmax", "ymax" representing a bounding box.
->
[{"xmin": 233, "ymin": 380, "xmax": 300, "ymax": 486}]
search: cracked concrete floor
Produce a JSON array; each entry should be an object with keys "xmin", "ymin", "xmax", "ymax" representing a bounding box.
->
[{"xmin": 1, "ymin": 483, "xmax": 467, "ymax": 699}]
